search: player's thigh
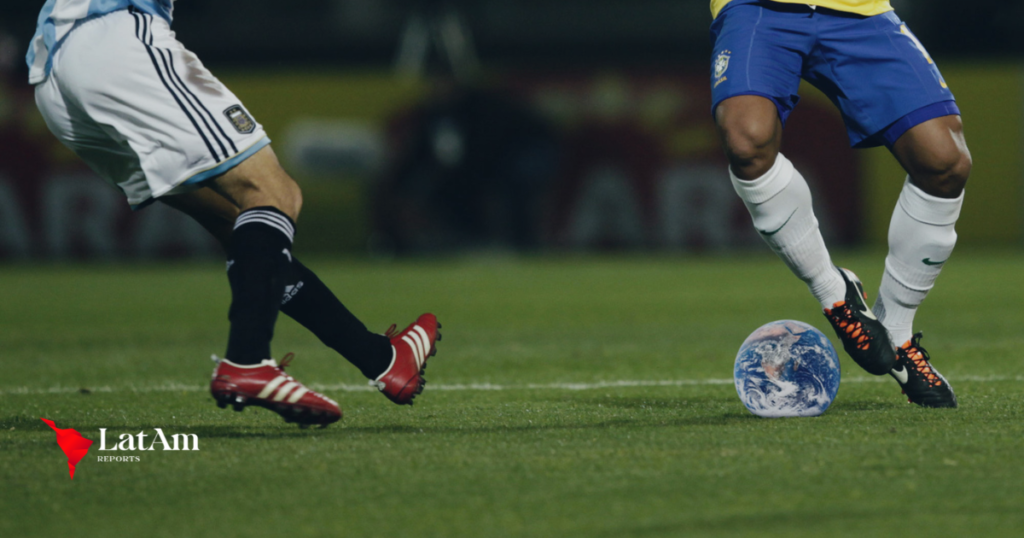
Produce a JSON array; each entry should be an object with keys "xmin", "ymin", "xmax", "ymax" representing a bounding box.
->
[
  {"xmin": 808, "ymin": 11, "xmax": 957, "ymax": 148},
  {"xmin": 709, "ymin": 3, "xmax": 808, "ymax": 126},
  {"xmin": 159, "ymin": 187, "xmax": 241, "ymax": 247},
  {"xmin": 208, "ymin": 145, "xmax": 302, "ymax": 220},
  {"xmin": 709, "ymin": 4, "xmax": 807, "ymax": 172}
]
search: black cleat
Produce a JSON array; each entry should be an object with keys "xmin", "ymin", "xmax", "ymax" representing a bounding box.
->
[
  {"xmin": 823, "ymin": 268, "xmax": 897, "ymax": 375},
  {"xmin": 890, "ymin": 333, "xmax": 957, "ymax": 408}
]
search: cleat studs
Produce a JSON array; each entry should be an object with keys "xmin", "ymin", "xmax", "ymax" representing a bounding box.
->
[
  {"xmin": 216, "ymin": 401, "xmax": 228, "ymax": 409},
  {"xmin": 436, "ymin": 332, "xmax": 442, "ymax": 342},
  {"xmin": 232, "ymin": 404, "xmax": 245, "ymax": 412}
]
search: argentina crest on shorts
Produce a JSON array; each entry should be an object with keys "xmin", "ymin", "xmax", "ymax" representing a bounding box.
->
[{"xmin": 224, "ymin": 105, "xmax": 256, "ymax": 134}]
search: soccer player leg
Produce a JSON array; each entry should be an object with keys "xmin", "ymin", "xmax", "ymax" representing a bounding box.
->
[
  {"xmin": 878, "ymin": 116, "xmax": 970, "ymax": 347},
  {"xmin": 711, "ymin": 2, "xmax": 845, "ymax": 310},
  {"xmin": 160, "ymin": 185, "xmax": 393, "ymax": 379},
  {"xmin": 809, "ymin": 10, "xmax": 968, "ymax": 346},
  {"xmin": 158, "ymin": 187, "xmax": 238, "ymax": 246},
  {"xmin": 209, "ymin": 146, "xmax": 299, "ymax": 365},
  {"xmin": 880, "ymin": 115, "xmax": 966, "ymax": 408},
  {"xmin": 716, "ymin": 96, "xmax": 846, "ymax": 310},
  {"xmin": 204, "ymin": 147, "xmax": 343, "ymax": 424},
  {"xmin": 170, "ymin": 152, "xmax": 440, "ymax": 404},
  {"xmin": 280, "ymin": 259, "xmax": 393, "ymax": 379},
  {"xmin": 808, "ymin": 10, "xmax": 964, "ymax": 398},
  {"xmin": 709, "ymin": 3, "xmax": 804, "ymax": 179},
  {"xmin": 281, "ymin": 258, "xmax": 440, "ymax": 406}
]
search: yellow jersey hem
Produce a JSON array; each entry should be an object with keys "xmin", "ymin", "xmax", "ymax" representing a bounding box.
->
[{"xmin": 711, "ymin": 1, "xmax": 894, "ymax": 20}]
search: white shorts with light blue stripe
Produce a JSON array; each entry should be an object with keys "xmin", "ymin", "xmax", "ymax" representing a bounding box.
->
[{"xmin": 34, "ymin": 9, "xmax": 270, "ymax": 209}]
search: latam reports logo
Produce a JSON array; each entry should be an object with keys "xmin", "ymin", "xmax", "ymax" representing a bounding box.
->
[
  {"xmin": 41, "ymin": 418, "xmax": 93, "ymax": 479},
  {"xmin": 42, "ymin": 418, "xmax": 200, "ymax": 479}
]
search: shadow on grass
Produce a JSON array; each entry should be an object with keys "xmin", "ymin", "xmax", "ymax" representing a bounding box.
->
[
  {"xmin": 571, "ymin": 395, "xmax": 734, "ymax": 410},
  {"xmin": 587, "ymin": 394, "xmax": 905, "ymax": 414},
  {"xmin": 338, "ymin": 413, "xmax": 759, "ymax": 435},
  {"xmin": 828, "ymin": 399, "xmax": 904, "ymax": 412}
]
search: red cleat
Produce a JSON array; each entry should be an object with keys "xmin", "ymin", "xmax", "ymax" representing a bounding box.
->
[
  {"xmin": 371, "ymin": 314, "xmax": 441, "ymax": 405},
  {"xmin": 210, "ymin": 353, "xmax": 341, "ymax": 428}
]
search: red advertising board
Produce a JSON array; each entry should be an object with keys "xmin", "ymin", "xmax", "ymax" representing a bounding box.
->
[{"xmin": 502, "ymin": 71, "xmax": 861, "ymax": 250}]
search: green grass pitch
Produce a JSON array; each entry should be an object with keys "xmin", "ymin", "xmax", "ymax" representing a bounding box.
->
[{"xmin": 2, "ymin": 251, "xmax": 1023, "ymax": 537}]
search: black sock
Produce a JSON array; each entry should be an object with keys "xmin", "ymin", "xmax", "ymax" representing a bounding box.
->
[
  {"xmin": 280, "ymin": 258, "xmax": 393, "ymax": 379},
  {"xmin": 224, "ymin": 207, "xmax": 295, "ymax": 365}
]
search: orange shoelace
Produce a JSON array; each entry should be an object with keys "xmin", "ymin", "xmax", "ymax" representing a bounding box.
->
[
  {"xmin": 826, "ymin": 302, "xmax": 871, "ymax": 351},
  {"xmin": 904, "ymin": 344, "xmax": 942, "ymax": 387}
]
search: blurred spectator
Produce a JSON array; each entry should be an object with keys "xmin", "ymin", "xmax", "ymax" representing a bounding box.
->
[
  {"xmin": 374, "ymin": 76, "xmax": 558, "ymax": 254},
  {"xmin": 0, "ymin": 30, "xmax": 48, "ymax": 259}
]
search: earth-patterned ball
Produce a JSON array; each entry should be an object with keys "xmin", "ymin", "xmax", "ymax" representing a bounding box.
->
[{"xmin": 734, "ymin": 320, "xmax": 841, "ymax": 418}]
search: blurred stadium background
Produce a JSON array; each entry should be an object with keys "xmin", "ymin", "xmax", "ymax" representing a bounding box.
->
[
  {"xmin": 4, "ymin": 3, "xmax": 1024, "ymax": 536},
  {"xmin": 1, "ymin": 0, "xmax": 1021, "ymax": 261}
]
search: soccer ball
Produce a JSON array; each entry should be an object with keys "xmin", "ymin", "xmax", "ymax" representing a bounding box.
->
[{"xmin": 734, "ymin": 320, "xmax": 840, "ymax": 418}]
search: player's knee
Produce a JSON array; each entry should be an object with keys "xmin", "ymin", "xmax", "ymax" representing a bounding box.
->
[
  {"xmin": 915, "ymin": 146, "xmax": 972, "ymax": 199},
  {"xmin": 247, "ymin": 170, "xmax": 302, "ymax": 220},
  {"xmin": 948, "ymin": 149, "xmax": 972, "ymax": 192},
  {"xmin": 260, "ymin": 173, "xmax": 302, "ymax": 221},
  {"xmin": 285, "ymin": 179, "xmax": 303, "ymax": 220},
  {"xmin": 719, "ymin": 116, "xmax": 779, "ymax": 178}
]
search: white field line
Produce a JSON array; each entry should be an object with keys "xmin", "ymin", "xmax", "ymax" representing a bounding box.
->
[{"xmin": 2, "ymin": 375, "xmax": 1023, "ymax": 396}]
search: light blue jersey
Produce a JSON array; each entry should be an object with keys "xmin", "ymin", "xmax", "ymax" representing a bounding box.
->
[{"xmin": 27, "ymin": 0, "xmax": 174, "ymax": 84}]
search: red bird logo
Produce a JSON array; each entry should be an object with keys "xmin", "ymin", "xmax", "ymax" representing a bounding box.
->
[{"xmin": 41, "ymin": 418, "xmax": 94, "ymax": 479}]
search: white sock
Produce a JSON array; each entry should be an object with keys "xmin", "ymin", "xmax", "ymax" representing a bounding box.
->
[
  {"xmin": 731, "ymin": 153, "xmax": 845, "ymax": 309},
  {"xmin": 873, "ymin": 178, "xmax": 963, "ymax": 346}
]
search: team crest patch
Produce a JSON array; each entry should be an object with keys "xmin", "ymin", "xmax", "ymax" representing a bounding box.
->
[
  {"xmin": 714, "ymin": 50, "xmax": 731, "ymax": 81},
  {"xmin": 224, "ymin": 105, "xmax": 256, "ymax": 134}
]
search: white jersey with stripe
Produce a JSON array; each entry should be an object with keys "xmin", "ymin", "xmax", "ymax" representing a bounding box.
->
[{"xmin": 27, "ymin": 0, "xmax": 174, "ymax": 84}]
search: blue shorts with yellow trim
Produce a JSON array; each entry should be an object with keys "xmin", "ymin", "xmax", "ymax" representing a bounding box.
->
[{"xmin": 710, "ymin": 1, "xmax": 958, "ymax": 148}]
